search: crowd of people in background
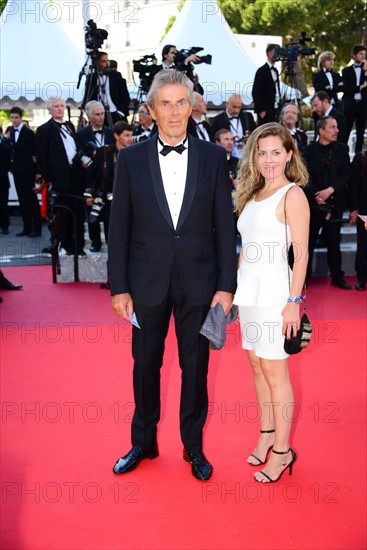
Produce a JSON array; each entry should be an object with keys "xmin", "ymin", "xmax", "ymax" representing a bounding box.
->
[{"xmin": 0, "ymin": 41, "xmax": 366, "ymax": 299}]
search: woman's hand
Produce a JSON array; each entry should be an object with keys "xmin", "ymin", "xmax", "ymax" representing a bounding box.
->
[{"xmin": 282, "ymin": 302, "xmax": 300, "ymax": 340}]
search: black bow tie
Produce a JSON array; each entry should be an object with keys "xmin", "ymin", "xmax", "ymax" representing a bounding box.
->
[
  {"xmin": 229, "ymin": 116, "xmax": 238, "ymax": 120},
  {"xmin": 93, "ymin": 130, "xmax": 102, "ymax": 135},
  {"xmin": 14, "ymin": 128, "xmax": 19, "ymax": 132},
  {"xmin": 271, "ymin": 66, "xmax": 278, "ymax": 72},
  {"xmin": 159, "ymin": 137, "xmax": 187, "ymax": 156},
  {"xmin": 354, "ymin": 64, "xmax": 362, "ymax": 68},
  {"xmin": 325, "ymin": 68, "xmax": 332, "ymax": 73}
]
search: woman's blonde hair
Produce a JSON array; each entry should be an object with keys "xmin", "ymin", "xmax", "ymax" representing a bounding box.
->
[
  {"xmin": 317, "ymin": 51, "xmax": 335, "ymax": 70},
  {"xmin": 235, "ymin": 122, "xmax": 308, "ymax": 215}
]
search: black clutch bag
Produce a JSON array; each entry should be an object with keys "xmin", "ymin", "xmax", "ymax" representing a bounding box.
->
[{"xmin": 283, "ymin": 189, "xmax": 312, "ymax": 355}]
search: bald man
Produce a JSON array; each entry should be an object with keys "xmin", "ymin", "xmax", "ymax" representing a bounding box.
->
[{"xmin": 210, "ymin": 94, "xmax": 256, "ymax": 158}]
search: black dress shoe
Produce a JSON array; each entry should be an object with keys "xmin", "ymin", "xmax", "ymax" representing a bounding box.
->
[
  {"xmin": 0, "ymin": 278, "xmax": 23, "ymax": 290},
  {"xmin": 16, "ymin": 229, "xmax": 31, "ymax": 237},
  {"xmin": 27, "ymin": 230, "xmax": 42, "ymax": 238},
  {"xmin": 356, "ymin": 280, "xmax": 366, "ymax": 291},
  {"xmin": 113, "ymin": 445, "xmax": 159, "ymax": 474},
  {"xmin": 331, "ymin": 277, "xmax": 352, "ymax": 290},
  {"xmin": 183, "ymin": 449, "xmax": 213, "ymax": 481},
  {"xmin": 90, "ymin": 244, "xmax": 101, "ymax": 253}
]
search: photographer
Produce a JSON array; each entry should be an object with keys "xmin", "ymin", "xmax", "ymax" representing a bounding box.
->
[
  {"xmin": 302, "ymin": 116, "xmax": 351, "ymax": 288},
  {"xmin": 85, "ymin": 51, "xmax": 130, "ymax": 126},
  {"xmin": 252, "ymin": 44, "xmax": 281, "ymax": 125},
  {"xmin": 157, "ymin": 44, "xmax": 200, "ymax": 72}
]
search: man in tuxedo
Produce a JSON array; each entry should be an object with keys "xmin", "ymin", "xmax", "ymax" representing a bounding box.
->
[
  {"xmin": 84, "ymin": 52, "xmax": 130, "ymax": 127},
  {"xmin": 36, "ymin": 97, "xmax": 85, "ymax": 255},
  {"xmin": 109, "ymin": 69, "xmax": 237, "ymax": 480},
  {"xmin": 77, "ymin": 100, "xmax": 114, "ymax": 253},
  {"xmin": 132, "ymin": 103, "xmax": 158, "ymax": 143},
  {"xmin": 156, "ymin": 44, "xmax": 201, "ymax": 72},
  {"xmin": 342, "ymin": 44, "xmax": 367, "ymax": 153},
  {"xmin": 0, "ymin": 128, "xmax": 12, "ymax": 234},
  {"xmin": 9, "ymin": 107, "xmax": 42, "ymax": 237},
  {"xmin": 252, "ymin": 44, "xmax": 281, "ymax": 125},
  {"xmin": 186, "ymin": 92, "xmax": 213, "ymax": 141},
  {"xmin": 214, "ymin": 129, "xmax": 238, "ymax": 180},
  {"xmin": 280, "ymin": 103, "xmax": 308, "ymax": 150},
  {"xmin": 311, "ymin": 91, "xmax": 348, "ymax": 143},
  {"xmin": 302, "ymin": 116, "xmax": 351, "ymax": 289},
  {"xmin": 312, "ymin": 51, "xmax": 343, "ymax": 110},
  {"xmin": 210, "ymin": 94, "xmax": 256, "ymax": 158}
]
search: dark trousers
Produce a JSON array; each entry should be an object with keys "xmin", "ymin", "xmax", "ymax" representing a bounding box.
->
[
  {"xmin": 131, "ymin": 261, "xmax": 211, "ymax": 453},
  {"xmin": 356, "ymin": 219, "xmax": 367, "ymax": 283},
  {"xmin": 257, "ymin": 109, "xmax": 276, "ymax": 126},
  {"xmin": 13, "ymin": 172, "xmax": 42, "ymax": 232},
  {"xmin": 87, "ymin": 202, "xmax": 111, "ymax": 246},
  {"xmin": 307, "ymin": 212, "xmax": 343, "ymax": 280},
  {"xmin": 0, "ymin": 177, "xmax": 10, "ymax": 231},
  {"xmin": 344, "ymin": 102, "xmax": 367, "ymax": 153}
]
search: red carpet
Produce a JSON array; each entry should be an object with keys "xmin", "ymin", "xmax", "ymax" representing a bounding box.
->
[{"xmin": 1, "ymin": 267, "xmax": 366, "ymax": 550}]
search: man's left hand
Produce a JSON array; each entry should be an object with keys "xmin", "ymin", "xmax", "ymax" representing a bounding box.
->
[{"xmin": 210, "ymin": 291, "xmax": 234, "ymax": 317}]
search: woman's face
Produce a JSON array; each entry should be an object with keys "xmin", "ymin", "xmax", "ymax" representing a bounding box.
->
[{"xmin": 256, "ymin": 135, "xmax": 292, "ymax": 182}]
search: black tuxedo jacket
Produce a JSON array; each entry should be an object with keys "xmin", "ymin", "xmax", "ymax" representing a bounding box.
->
[
  {"xmin": 252, "ymin": 63, "xmax": 279, "ymax": 116},
  {"xmin": 302, "ymin": 141, "xmax": 351, "ymax": 215},
  {"xmin": 85, "ymin": 70, "xmax": 130, "ymax": 117},
  {"xmin": 187, "ymin": 117, "xmax": 214, "ymax": 141},
  {"xmin": 341, "ymin": 65, "xmax": 367, "ymax": 111},
  {"xmin": 350, "ymin": 152, "xmax": 367, "ymax": 213},
  {"xmin": 36, "ymin": 119, "xmax": 83, "ymax": 193},
  {"xmin": 312, "ymin": 70, "xmax": 342, "ymax": 108},
  {"xmin": 76, "ymin": 124, "xmax": 114, "ymax": 148},
  {"xmin": 108, "ymin": 134, "xmax": 237, "ymax": 306},
  {"xmin": 0, "ymin": 141, "xmax": 11, "ymax": 186},
  {"xmin": 10, "ymin": 125, "xmax": 36, "ymax": 175},
  {"xmin": 210, "ymin": 111, "xmax": 256, "ymax": 137},
  {"xmin": 133, "ymin": 122, "xmax": 158, "ymax": 139},
  {"xmin": 87, "ymin": 144, "xmax": 116, "ymax": 195}
]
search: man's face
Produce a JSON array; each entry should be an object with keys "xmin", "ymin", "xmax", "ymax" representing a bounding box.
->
[
  {"xmin": 49, "ymin": 99, "xmax": 65, "ymax": 121},
  {"xmin": 98, "ymin": 54, "xmax": 110, "ymax": 71},
  {"xmin": 216, "ymin": 131, "xmax": 234, "ymax": 154},
  {"xmin": 311, "ymin": 97, "xmax": 327, "ymax": 117},
  {"xmin": 10, "ymin": 113, "xmax": 22, "ymax": 128},
  {"xmin": 319, "ymin": 118, "xmax": 339, "ymax": 144},
  {"xmin": 138, "ymin": 106, "xmax": 153, "ymax": 128},
  {"xmin": 282, "ymin": 105, "xmax": 299, "ymax": 128},
  {"xmin": 89, "ymin": 107, "xmax": 105, "ymax": 129},
  {"xmin": 227, "ymin": 97, "xmax": 242, "ymax": 117},
  {"xmin": 165, "ymin": 47, "xmax": 176, "ymax": 65},
  {"xmin": 148, "ymin": 84, "xmax": 192, "ymax": 143},
  {"xmin": 323, "ymin": 58, "xmax": 334, "ymax": 70},
  {"xmin": 353, "ymin": 50, "xmax": 366, "ymax": 64},
  {"xmin": 115, "ymin": 130, "xmax": 133, "ymax": 148},
  {"xmin": 193, "ymin": 94, "xmax": 207, "ymax": 116}
]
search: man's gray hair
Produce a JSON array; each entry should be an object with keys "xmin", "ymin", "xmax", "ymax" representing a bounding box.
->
[
  {"xmin": 46, "ymin": 96, "xmax": 64, "ymax": 110},
  {"xmin": 85, "ymin": 100, "xmax": 105, "ymax": 118},
  {"xmin": 146, "ymin": 69, "xmax": 195, "ymax": 109}
]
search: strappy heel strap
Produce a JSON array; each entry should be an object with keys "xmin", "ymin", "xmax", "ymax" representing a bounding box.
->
[
  {"xmin": 260, "ymin": 429, "xmax": 275, "ymax": 434},
  {"xmin": 272, "ymin": 448, "xmax": 290, "ymax": 454}
]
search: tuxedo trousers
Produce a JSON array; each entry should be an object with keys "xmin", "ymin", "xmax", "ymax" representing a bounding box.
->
[
  {"xmin": 13, "ymin": 172, "xmax": 42, "ymax": 232},
  {"xmin": 344, "ymin": 101, "xmax": 367, "ymax": 153},
  {"xmin": 307, "ymin": 213, "xmax": 343, "ymax": 279},
  {"xmin": 131, "ymin": 260, "xmax": 211, "ymax": 453}
]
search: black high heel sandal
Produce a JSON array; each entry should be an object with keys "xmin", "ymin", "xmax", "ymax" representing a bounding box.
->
[
  {"xmin": 254, "ymin": 448, "xmax": 297, "ymax": 483},
  {"xmin": 247, "ymin": 429, "xmax": 275, "ymax": 466}
]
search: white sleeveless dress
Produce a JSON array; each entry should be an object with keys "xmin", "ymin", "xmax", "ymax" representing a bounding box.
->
[{"xmin": 234, "ymin": 183, "xmax": 295, "ymax": 359}]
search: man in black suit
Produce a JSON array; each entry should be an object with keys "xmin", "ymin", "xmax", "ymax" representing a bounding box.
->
[
  {"xmin": 9, "ymin": 107, "xmax": 42, "ymax": 237},
  {"xmin": 252, "ymin": 44, "xmax": 281, "ymax": 125},
  {"xmin": 76, "ymin": 100, "xmax": 114, "ymax": 252},
  {"xmin": 84, "ymin": 52, "xmax": 130, "ymax": 127},
  {"xmin": 0, "ymin": 129, "xmax": 12, "ymax": 234},
  {"xmin": 132, "ymin": 103, "xmax": 158, "ymax": 143},
  {"xmin": 108, "ymin": 69, "xmax": 237, "ymax": 481},
  {"xmin": 311, "ymin": 91, "xmax": 348, "ymax": 143},
  {"xmin": 210, "ymin": 94, "xmax": 256, "ymax": 158},
  {"xmin": 341, "ymin": 44, "xmax": 367, "ymax": 153},
  {"xmin": 303, "ymin": 116, "xmax": 351, "ymax": 289},
  {"xmin": 187, "ymin": 92, "xmax": 213, "ymax": 141},
  {"xmin": 349, "ymin": 152, "xmax": 367, "ymax": 290},
  {"xmin": 280, "ymin": 102, "xmax": 308, "ymax": 150},
  {"xmin": 36, "ymin": 97, "xmax": 85, "ymax": 255},
  {"xmin": 312, "ymin": 51, "xmax": 343, "ymax": 110}
]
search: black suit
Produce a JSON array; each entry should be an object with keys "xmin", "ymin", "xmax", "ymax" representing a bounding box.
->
[
  {"xmin": 350, "ymin": 153, "xmax": 367, "ymax": 284},
  {"xmin": 187, "ymin": 117, "xmax": 213, "ymax": 141},
  {"xmin": 210, "ymin": 110, "xmax": 256, "ymax": 138},
  {"xmin": 302, "ymin": 141, "xmax": 351, "ymax": 280},
  {"xmin": 252, "ymin": 63, "xmax": 280, "ymax": 124},
  {"xmin": 10, "ymin": 125, "xmax": 42, "ymax": 233},
  {"xmin": 0, "ymin": 139, "xmax": 11, "ymax": 232},
  {"xmin": 312, "ymin": 70, "xmax": 342, "ymax": 109},
  {"xmin": 341, "ymin": 64, "xmax": 367, "ymax": 152},
  {"xmin": 36, "ymin": 119, "xmax": 85, "ymax": 253},
  {"xmin": 108, "ymin": 134, "xmax": 237, "ymax": 452},
  {"xmin": 85, "ymin": 70, "xmax": 130, "ymax": 126}
]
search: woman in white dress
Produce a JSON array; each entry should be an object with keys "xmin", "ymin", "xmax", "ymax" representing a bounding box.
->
[{"xmin": 234, "ymin": 123, "xmax": 310, "ymax": 482}]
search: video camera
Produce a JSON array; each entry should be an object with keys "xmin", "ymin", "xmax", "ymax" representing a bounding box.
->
[
  {"xmin": 84, "ymin": 19, "xmax": 108, "ymax": 54},
  {"xmin": 73, "ymin": 140, "xmax": 99, "ymax": 168},
  {"xmin": 174, "ymin": 47, "xmax": 212, "ymax": 66},
  {"xmin": 273, "ymin": 32, "xmax": 316, "ymax": 65},
  {"xmin": 133, "ymin": 54, "xmax": 160, "ymax": 93}
]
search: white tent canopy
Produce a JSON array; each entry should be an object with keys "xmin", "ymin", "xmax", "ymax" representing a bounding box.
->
[
  {"xmin": 158, "ymin": 0, "xmax": 259, "ymax": 106},
  {"xmin": 0, "ymin": 0, "xmax": 85, "ymax": 108}
]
